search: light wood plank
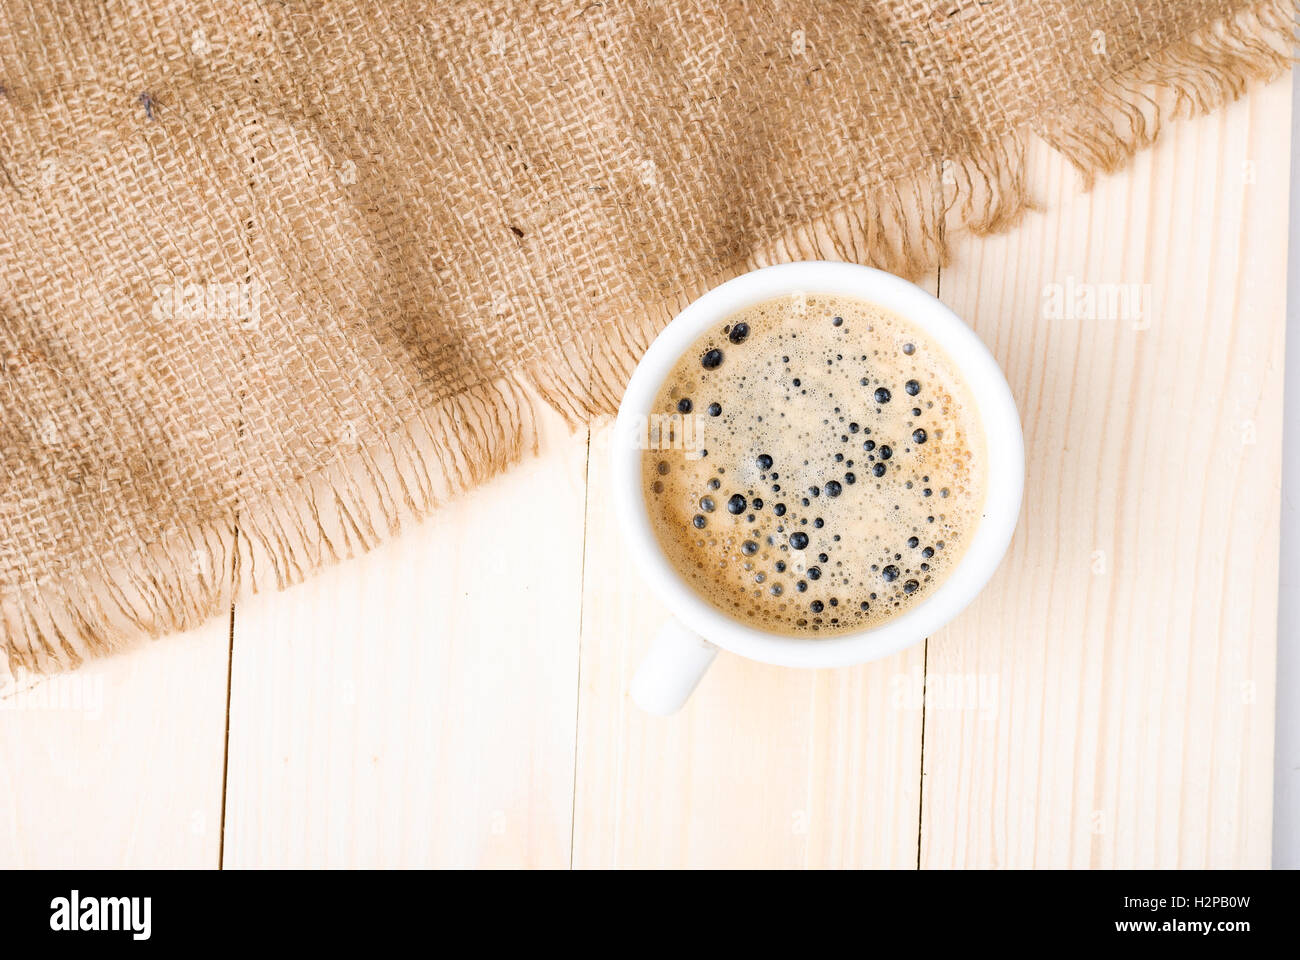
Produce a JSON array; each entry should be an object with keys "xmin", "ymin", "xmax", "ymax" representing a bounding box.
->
[
  {"xmin": 919, "ymin": 77, "xmax": 1289, "ymax": 868},
  {"xmin": 0, "ymin": 619, "xmax": 230, "ymax": 868},
  {"xmin": 220, "ymin": 394, "xmax": 587, "ymax": 867}
]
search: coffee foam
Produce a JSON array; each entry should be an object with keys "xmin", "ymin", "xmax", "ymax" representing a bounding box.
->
[{"xmin": 641, "ymin": 294, "xmax": 986, "ymax": 637}]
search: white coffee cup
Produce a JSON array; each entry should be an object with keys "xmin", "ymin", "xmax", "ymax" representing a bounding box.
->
[{"xmin": 612, "ymin": 262, "xmax": 1023, "ymax": 714}]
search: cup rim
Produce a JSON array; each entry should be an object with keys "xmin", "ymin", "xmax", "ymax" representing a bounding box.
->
[{"xmin": 612, "ymin": 261, "xmax": 1023, "ymax": 668}]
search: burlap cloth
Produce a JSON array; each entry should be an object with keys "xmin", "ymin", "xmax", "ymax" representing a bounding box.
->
[{"xmin": 0, "ymin": 1, "xmax": 1293, "ymax": 674}]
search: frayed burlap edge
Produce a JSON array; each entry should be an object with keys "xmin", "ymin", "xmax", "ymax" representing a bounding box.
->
[{"xmin": 3, "ymin": 0, "xmax": 1295, "ymax": 680}]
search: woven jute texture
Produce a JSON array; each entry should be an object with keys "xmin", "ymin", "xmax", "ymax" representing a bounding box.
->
[{"xmin": 0, "ymin": 1, "xmax": 1294, "ymax": 675}]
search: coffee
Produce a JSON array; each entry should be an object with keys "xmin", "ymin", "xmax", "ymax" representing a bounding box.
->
[{"xmin": 641, "ymin": 294, "xmax": 986, "ymax": 636}]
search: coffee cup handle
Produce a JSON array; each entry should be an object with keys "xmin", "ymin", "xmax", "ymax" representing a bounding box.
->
[{"xmin": 630, "ymin": 618, "xmax": 719, "ymax": 715}]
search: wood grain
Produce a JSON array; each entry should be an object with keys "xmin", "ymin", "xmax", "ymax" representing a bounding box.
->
[
  {"xmin": 0, "ymin": 619, "xmax": 229, "ymax": 867},
  {"xmin": 918, "ymin": 77, "xmax": 1289, "ymax": 868},
  {"xmin": 220, "ymin": 397, "xmax": 587, "ymax": 867},
  {"xmin": 0, "ymin": 75, "xmax": 1287, "ymax": 870}
]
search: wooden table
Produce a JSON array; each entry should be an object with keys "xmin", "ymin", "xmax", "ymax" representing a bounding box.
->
[{"xmin": 0, "ymin": 74, "xmax": 1289, "ymax": 869}]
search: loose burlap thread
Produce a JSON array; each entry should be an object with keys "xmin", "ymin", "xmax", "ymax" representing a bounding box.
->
[{"xmin": 0, "ymin": 1, "xmax": 1294, "ymax": 676}]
